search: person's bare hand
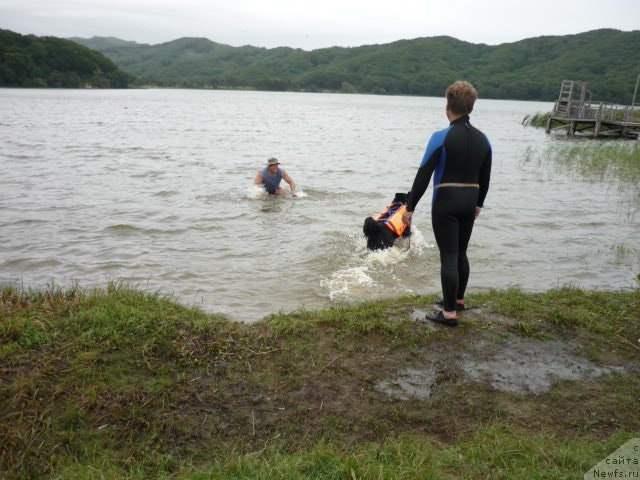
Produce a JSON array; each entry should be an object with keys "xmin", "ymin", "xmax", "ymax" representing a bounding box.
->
[{"xmin": 402, "ymin": 210, "xmax": 413, "ymax": 226}]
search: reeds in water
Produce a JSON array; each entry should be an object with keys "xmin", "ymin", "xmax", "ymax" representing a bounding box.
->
[
  {"xmin": 521, "ymin": 112, "xmax": 551, "ymax": 128},
  {"xmin": 523, "ymin": 141, "xmax": 640, "ymax": 208}
]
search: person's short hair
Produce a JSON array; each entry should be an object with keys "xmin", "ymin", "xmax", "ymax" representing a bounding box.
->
[{"xmin": 445, "ymin": 80, "xmax": 477, "ymax": 115}]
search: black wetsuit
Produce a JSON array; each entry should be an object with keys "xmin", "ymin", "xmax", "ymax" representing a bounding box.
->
[{"xmin": 407, "ymin": 115, "xmax": 492, "ymax": 312}]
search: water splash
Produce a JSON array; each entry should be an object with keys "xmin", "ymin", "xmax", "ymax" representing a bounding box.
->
[
  {"xmin": 321, "ymin": 265, "xmax": 376, "ymax": 301},
  {"xmin": 365, "ymin": 225, "xmax": 428, "ymax": 266},
  {"xmin": 244, "ymin": 184, "xmax": 269, "ymax": 199},
  {"xmin": 241, "ymin": 184, "xmax": 307, "ymax": 199},
  {"xmin": 321, "ymin": 224, "xmax": 430, "ymax": 301}
]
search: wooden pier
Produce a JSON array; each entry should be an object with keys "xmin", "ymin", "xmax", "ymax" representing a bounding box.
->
[{"xmin": 545, "ymin": 80, "xmax": 640, "ymax": 139}]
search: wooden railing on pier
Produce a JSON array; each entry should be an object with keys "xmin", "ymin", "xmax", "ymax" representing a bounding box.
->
[{"xmin": 546, "ymin": 80, "xmax": 640, "ymax": 138}]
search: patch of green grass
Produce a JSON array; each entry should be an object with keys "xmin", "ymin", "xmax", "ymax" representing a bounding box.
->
[
  {"xmin": 471, "ymin": 286, "xmax": 639, "ymax": 332},
  {"xmin": 1, "ymin": 283, "xmax": 639, "ymax": 479},
  {"xmin": 0, "ymin": 282, "xmax": 243, "ymax": 479},
  {"xmin": 1, "ymin": 281, "xmax": 234, "ymax": 359},
  {"xmin": 47, "ymin": 427, "xmax": 640, "ymax": 479},
  {"xmin": 263, "ymin": 294, "xmax": 439, "ymax": 341},
  {"xmin": 468, "ymin": 286, "xmax": 640, "ymax": 365}
]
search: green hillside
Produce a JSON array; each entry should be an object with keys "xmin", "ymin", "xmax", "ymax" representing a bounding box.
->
[
  {"xmin": 0, "ymin": 29, "xmax": 132, "ymax": 88},
  {"xmin": 72, "ymin": 29, "xmax": 640, "ymax": 102}
]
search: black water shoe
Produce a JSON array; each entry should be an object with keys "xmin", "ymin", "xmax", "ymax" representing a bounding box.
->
[
  {"xmin": 426, "ymin": 310, "xmax": 458, "ymax": 327},
  {"xmin": 435, "ymin": 298, "xmax": 467, "ymax": 311}
]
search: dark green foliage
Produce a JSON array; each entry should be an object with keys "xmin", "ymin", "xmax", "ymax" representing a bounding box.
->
[
  {"xmin": 0, "ymin": 29, "xmax": 133, "ymax": 88},
  {"xmin": 73, "ymin": 29, "xmax": 640, "ymax": 102}
]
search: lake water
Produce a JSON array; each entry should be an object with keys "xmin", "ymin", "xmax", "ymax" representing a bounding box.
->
[{"xmin": 1, "ymin": 88, "xmax": 638, "ymax": 321}]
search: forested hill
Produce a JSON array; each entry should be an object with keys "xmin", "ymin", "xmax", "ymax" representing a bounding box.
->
[
  {"xmin": 0, "ymin": 29, "xmax": 132, "ymax": 88},
  {"xmin": 72, "ymin": 29, "xmax": 640, "ymax": 103}
]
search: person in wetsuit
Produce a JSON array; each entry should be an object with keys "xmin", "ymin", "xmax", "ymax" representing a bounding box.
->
[
  {"xmin": 402, "ymin": 81, "xmax": 492, "ymax": 327},
  {"xmin": 254, "ymin": 157, "xmax": 297, "ymax": 196}
]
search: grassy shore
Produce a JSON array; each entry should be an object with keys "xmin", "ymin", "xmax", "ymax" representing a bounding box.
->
[{"xmin": 1, "ymin": 283, "xmax": 639, "ymax": 479}]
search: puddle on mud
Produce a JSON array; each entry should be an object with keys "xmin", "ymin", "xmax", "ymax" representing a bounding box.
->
[
  {"xmin": 459, "ymin": 337, "xmax": 625, "ymax": 394},
  {"xmin": 377, "ymin": 366, "xmax": 439, "ymax": 401},
  {"xmin": 408, "ymin": 308, "xmax": 438, "ymax": 329},
  {"xmin": 376, "ymin": 329, "xmax": 626, "ymax": 400}
]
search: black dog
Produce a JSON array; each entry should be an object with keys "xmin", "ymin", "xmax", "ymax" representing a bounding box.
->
[{"xmin": 363, "ymin": 192, "xmax": 411, "ymax": 250}]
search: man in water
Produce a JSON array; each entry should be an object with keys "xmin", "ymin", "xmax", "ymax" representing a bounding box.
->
[
  {"xmin": 402, "ymin": 80, "xmax": 492, "ymax": 327},
  {"xmin": 254, "ymin": 157, "xmax": 297, "ymax": 196}
]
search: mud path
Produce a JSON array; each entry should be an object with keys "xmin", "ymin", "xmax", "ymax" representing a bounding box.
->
[
  {"xmin": 379, "ymin": 307, "xmax": 626, "ymax": 399},
  {"xmin": 191, "ymin": 305, "xmax": 638, "ymax": 450}
]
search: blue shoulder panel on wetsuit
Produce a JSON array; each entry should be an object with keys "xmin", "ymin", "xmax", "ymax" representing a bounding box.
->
[
  {"xmin": 420, "ymin": 126, "xmax": 451, "ymax": 202},
  {"xmin": 419, "ymin": 126, "xmax": 450, "ymax": 168}
]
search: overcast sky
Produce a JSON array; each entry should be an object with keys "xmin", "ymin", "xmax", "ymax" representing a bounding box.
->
[{"xmin": 2, "ymin": 0, "xmax": 639, "ymax": 50}]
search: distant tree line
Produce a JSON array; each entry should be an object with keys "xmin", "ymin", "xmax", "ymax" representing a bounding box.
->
[
  {"xmin": 72, "ymin": 29, "xmax": 640, "ymax": 103},
  {"xmin": 2, "ymin": 28, "xmax": 639, "ymax": 103},
  {"xmin": 0, "ymin": 29, "xmax": 132, "ymax": 88}
]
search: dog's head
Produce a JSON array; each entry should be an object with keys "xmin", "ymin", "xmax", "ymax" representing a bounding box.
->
[
  {"xmin": 393, "ymin": 192, "xmax": 409, "ymax": 204},
  {"xmin": 363, "ymin": 217, "xmax": 396, "ymax": 250},
  {"xmin": 363, "ymin": 191, "xmax": 412, "ymax": 251}
]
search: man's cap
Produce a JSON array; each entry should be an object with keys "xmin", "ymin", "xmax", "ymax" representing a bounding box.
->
[{"xmin": 267, "ymin": 157, "xmax": 279, "ymax": 166}]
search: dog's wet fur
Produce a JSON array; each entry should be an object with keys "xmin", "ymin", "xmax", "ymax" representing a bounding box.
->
[{"xmin": 363, "ymin": 192, "xmax": 411, "ymax": 251}]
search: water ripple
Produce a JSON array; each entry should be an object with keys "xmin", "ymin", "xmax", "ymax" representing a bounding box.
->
[{"xmin": 1, "ymin": 88, "xmax": 637, "ymax": 322}]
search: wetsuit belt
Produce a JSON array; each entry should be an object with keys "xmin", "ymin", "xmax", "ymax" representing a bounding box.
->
[{"xmin": 434, "ymin": 183, "xmax": 479, "ymax": 189}]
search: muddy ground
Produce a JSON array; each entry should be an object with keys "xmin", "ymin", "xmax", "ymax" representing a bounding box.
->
[{"xmin": 175, "ymin": 305, "xmax": 639, "ymax": 454}]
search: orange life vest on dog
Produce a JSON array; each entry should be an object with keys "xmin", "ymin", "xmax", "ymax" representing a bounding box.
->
[{"xmin": 373, "ymin": 203, "xmax": 408, "ymax": 237}]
